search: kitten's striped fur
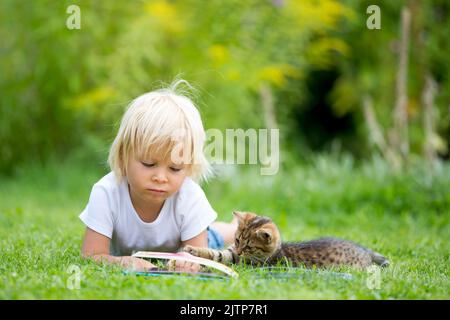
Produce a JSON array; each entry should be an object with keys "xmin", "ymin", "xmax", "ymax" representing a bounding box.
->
[{"xmin": 183, "ymin": 211, "xmax": 389, "ymax": 269}]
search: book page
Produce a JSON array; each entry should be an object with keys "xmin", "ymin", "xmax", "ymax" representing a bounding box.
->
[{"xmin": 132, "ymin": 251, "xmax": 239, "ymax": 278}]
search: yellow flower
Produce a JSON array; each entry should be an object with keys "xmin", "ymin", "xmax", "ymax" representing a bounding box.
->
[
  {"xmin": 287, "ymin": 0, "xmax": 355, "ymax": 30},
  {"xmin": 307, "ymin": 38, "xmax": 349, "ymax": 67},
  {"xmin": 144, "ymin": 0, "xmax": 183, "ymax": 33},
  {"xmin": 259, "ymin": 66, "xmax": 285, "ymax": 87},
  {"xmin": 259, "ymin": 64, "xmax": 300, "ymax": 87},
  {"xmin": 208, "ymin": 44, "xmax": 230, "ymax": 66},
  {"xmin": 72, "ymin": 86, "xmax": 115, "ymax": 111},
  {"xmin": 226, "ymin": 69, "xmax": 241, "ymax": 81}
]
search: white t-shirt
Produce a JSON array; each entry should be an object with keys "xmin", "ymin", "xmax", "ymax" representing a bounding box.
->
[{"xmin": 79, "ymin": 172, "xmax": 217, "ymax": 256}]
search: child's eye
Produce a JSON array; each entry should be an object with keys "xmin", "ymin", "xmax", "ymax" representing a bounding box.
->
[
  {"xmin": 170, "ymin": 167, "xmax": 182, "ymax": 172},
  {"xmin": 141, "ymin": 162, "xmax": 155, "ymax": 168}
]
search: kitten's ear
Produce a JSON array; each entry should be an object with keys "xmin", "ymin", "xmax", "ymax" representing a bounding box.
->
[
  {"xmin": 256, "ymin": 229, "xmax": 272, "ymax": 243},
  {"xmin": 232, "ymin": 211, "xmax": 246, "ymax": 222}
]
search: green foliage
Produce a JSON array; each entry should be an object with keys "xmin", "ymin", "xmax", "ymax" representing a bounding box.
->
[
  {"xmin": 332, "ymin": 0, "xmax": 450, "ymax": 155},
  {"xmin": 1, "ymin": 0, "xmax": 449, "ymax": 174},
  {"xmin": 0, "ymin": 0, "xmax": 357, "ymax": 173},
  {"xmin": 0, "ymin": 1, "xmax": 130, "ymax": 173}
]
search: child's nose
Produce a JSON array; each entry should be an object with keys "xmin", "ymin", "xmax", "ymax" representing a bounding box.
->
[{"xmin": 151, "ymin": 169, "xmax": 168, "ymax": 183}]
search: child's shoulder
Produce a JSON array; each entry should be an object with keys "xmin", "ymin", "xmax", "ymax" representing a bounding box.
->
[
  {"xmin": 177, "ymin": 177, "xmax": 206, "ymax": 200},
  {"xmin": 92, "ymin": 171, "xmax": 124, "ymax": 193}
]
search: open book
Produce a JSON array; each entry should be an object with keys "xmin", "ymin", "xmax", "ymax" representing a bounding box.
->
[{"xmin": 132, "ymin": 251, "xmax": 239, "ymax": 278}]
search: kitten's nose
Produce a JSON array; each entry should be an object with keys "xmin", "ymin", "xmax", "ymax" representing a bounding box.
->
[{"xmin": 236, "ymin": 248, "xmax": 242, "ymax": 255}]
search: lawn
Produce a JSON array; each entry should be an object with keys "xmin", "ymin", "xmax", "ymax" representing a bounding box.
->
[{"xmin": 0, "ymin": 156, "xmax": 449, "ymax": 299}]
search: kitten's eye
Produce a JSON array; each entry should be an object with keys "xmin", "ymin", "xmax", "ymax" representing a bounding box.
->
[{"xmin": 235, "ymin": 239, "xmax": 240, "ymax": 245}]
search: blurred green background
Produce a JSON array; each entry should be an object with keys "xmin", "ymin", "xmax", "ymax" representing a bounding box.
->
[{"xmin": 1, "ymin": 0, "xmax": 449, "ymax": 173}]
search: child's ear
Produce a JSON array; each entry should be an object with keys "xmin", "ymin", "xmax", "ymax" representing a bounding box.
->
[{"xmin": 256, "ymin": 228, "xmax": 272, "ymax": 243}]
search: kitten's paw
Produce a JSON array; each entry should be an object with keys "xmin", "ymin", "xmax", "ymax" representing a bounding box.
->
[
  {"xmin": 181, "ymin": 245, "xmax": 209, "ymax": 259},
  {"xmin": 181, "ymin": 245, "xmax": 201, "ymax": 256}
]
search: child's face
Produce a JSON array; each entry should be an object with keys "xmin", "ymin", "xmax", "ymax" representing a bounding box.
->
[{"xmin": 126, "ymin": 152, "xmax": 189, "ymax": 206}]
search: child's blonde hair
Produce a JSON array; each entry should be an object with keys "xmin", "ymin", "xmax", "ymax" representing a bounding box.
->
[{"xmin": 108, "ymin": 80, "xmax": 211, "ymax": 183}]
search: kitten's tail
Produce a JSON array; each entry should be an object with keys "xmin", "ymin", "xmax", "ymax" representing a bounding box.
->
[{"xmin": 370, "ymin": 251, "xmax": 389, "ymax": 268}]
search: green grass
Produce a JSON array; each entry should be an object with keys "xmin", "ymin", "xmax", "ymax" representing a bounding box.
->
[{"xmin": 0, "ymin": 155, "xmax": 449, "ymax": 299}]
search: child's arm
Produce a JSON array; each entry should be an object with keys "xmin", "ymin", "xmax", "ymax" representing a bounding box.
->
[
  {"xmin": 81, "ymin": 227, "xmax": 156, "ymax": 271},
  {"xmin": 181, "ymin": 229, "xmax": 208, "ymax": 248}
]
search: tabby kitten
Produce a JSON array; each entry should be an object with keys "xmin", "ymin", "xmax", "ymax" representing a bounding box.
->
[{"xmin": 183, "ymin": 211, "xmax": 389, "ymax": 269}]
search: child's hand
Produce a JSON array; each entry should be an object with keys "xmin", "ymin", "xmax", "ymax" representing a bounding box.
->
[
  {"xmin": 120, "ymin": 256, "xmax": 156, "ymax": 272},
  {"xmin": 167, "ymin": 252, "xmax": 202, "ymax": 273}
]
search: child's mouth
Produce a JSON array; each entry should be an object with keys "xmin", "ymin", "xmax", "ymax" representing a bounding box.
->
[{"xmin": 148, "ymin": 188, "xmax": 166, "ymax": 194}]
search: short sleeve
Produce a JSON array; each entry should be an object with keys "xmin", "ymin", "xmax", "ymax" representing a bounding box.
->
[
  {"xmin": 79, "ymin": 185, "xmax": 114, "ymax": 238},
  {"xmin": 178, "ymin": 182, "xmax": 217, "ymax": 241}
]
